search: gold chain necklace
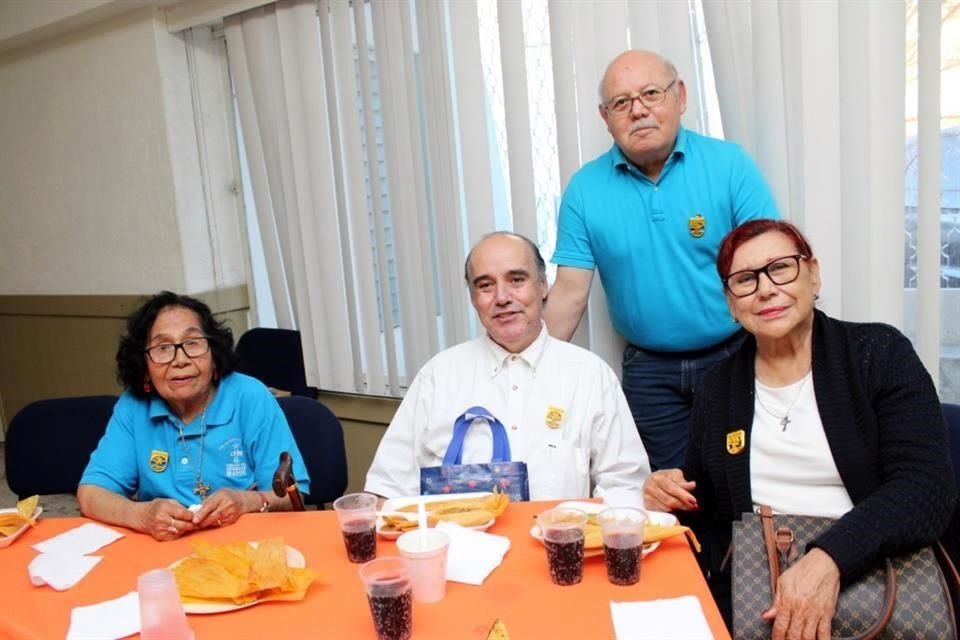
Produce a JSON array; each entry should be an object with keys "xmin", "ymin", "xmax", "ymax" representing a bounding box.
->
[
  {"xmin": 175, "ymin": 404, "xmax": 211, "ymax": 499},
  {"xmin": 755, "ymin": 372, "xmax": 810, "ymax": 431}
]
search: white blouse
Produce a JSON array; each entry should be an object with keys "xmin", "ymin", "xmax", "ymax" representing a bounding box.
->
[{"xmin": 750, "ymin": 372, "xmax": 854, "ymax": 518}]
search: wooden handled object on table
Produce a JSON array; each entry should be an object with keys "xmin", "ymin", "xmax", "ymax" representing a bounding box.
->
[{"xmin": 271, "ymin": 451, "xmax": 305, "ymax": 512}]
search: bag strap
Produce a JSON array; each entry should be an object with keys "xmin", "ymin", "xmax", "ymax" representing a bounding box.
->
[
  {"xmin": 934, "ymin": 541, "xmax": 960, "ymax": 635},
  {"xmin": 760, "ymin": 505, "xmax": 780, "ymax": 595},
  {"xmin": 756, "ymin": 505, "xmax": 897, "ymax": 640},
  {"xmin": 442, "ymin": 406, "xmax": 512, "ymax": 465}
]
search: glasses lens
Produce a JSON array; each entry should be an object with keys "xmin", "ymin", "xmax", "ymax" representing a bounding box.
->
[
  {"xmin": 767, "ymin": 257, "xmax": 800, "ymax": 285},
  {"xmin": 147, "ymin": 344, "xmax": 176, "ymax": 364},
  {"xmin": 609, "ymin": 96, "xmax": 632, "ymax": 114},
  {"xmin": 182, "ymin": 338, "xmax": 210, "ymax": 358},
  {"xmin": 727, "ymin": 272, "xmax": 758, "ymax": 297},
  {"xmin": 641, "ymin": 88, "xmax": 665, "ymax": 106}
]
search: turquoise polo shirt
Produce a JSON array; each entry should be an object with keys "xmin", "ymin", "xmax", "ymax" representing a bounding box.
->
[
  {"xmin": 553, "ymin": 127, "xmax": 780, "ymax": 351},
  {"xmin": 81, "ymin": 372, "xmax": 310, "ymax": 506}
]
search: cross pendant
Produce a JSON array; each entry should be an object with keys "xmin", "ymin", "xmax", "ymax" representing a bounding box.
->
[
  {"xmin": 780, "ymin": 416, "xmax": 791, "ymax": 431},
  {"xmin": 193, "ymin": 480, "xmax": 211, "ymax": 499}
]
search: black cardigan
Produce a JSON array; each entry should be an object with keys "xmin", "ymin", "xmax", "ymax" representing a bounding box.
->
[{"xmin": 684, "ymin": 310, "xmax": 955, "ymax": 586}]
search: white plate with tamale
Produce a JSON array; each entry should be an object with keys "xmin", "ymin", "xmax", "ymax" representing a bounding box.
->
[
  {"xmin": 377, "ymin": 492, "xmax": 505, "ymax": 539},
  {"xmin": 529, "ymin": 501, "xmax": 680, "ymax": 558}
]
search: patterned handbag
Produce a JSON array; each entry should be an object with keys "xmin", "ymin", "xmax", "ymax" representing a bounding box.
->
[
  {"xmin": 732, "ymin": 505, "xmax": 959, "ymax": 639},
  {"xmin": 419, "ymin": 407, "xmax": 530, "ymax": 502}
]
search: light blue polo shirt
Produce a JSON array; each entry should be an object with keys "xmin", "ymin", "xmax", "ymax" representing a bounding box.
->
[
  {"xmin": 81, "ymin": 372, "xmax": 310, "ymax": 506},
  {"xmin": 553, "ymin": 127, "xmax": 780, "ymax": 351}
]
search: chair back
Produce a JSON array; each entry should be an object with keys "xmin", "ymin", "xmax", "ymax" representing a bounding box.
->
[
  {"xmin": 945, "ymin": 403, "xmax": 960, "ymax": 490},
  {"xmin": 5, "ymin": 396, "xmax": 117, "ymax": 499},
  {"xmin": 236, "ymin": 328, "xmax": 317, "ymax": 398},
  {"xmin": 276, "ymin": 396, "xmax": 348, "ymax": 507}
]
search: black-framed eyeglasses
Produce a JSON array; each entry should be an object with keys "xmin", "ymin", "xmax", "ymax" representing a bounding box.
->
[
  {"xmin": 723, "ymin": 255, "xmax": 808, "ymax": 298},
  {"xmin": 602, "ymin": 79, "xmax": 678, "ymax": 116},
  {"xmin": 145, "ymin": 337, "xmax": 211, "ymax": 364}
]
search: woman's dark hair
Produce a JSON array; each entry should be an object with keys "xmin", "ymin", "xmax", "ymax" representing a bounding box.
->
[
  {"xmin": 716, "ymin": 219, "xmax": 814, "ymax": 279},
  {"xmin": 117, "ymin": 291, "xmax": 239, "ymax": 397}
]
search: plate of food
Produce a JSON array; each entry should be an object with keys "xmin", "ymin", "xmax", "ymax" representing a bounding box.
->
[
  {"xmin": 529, "ymin": 502, "xmax": 681, "ymax": 558},
  {"xmin": 0, "ymin": 496, "xmax": 42, "ymax": 549},
  {"xmin": 170, "ymin": 537, "xmax": 317, "ymax": 614},
  {"xmin": 377, "ymin": 492, "xmax": 509, "ymax": 540}
]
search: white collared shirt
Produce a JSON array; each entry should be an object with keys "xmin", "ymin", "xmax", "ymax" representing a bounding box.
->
[{"xmin": 365, "ymin": 325, "xmax": 651, "ymax": 505}]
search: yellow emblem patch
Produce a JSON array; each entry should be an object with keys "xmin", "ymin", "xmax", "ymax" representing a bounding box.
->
[
  {"xmin": 689, "ymin": 213, "xmax": 706, "ymax": 238},
  {"xmin": 726, "ymin": 429, "xmax": 746, "ymax": 455},
  {"xmin": 149, "ymin": 450, "xmax": 169, "ymax": 473},
  {"xmin": 545, "ymin": 406, "xmax": 565, "ymax": 430}
]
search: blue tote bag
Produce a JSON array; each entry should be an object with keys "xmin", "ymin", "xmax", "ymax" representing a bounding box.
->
[{"xmin": 419, "ymin": 406, "xmax": 530, "ymax": 502}]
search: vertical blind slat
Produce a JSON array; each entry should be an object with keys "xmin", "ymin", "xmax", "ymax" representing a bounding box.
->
[
  {"xmin": 497, "ymin": 0, "xmax": 537, "ymax": 241},
  {"xmin": 354, "ymin": 0, "xmax": 401, "ymax": 395},
  {"xmin": 318, "ymin": 0, "xmax": 365, "ymax": 392}
]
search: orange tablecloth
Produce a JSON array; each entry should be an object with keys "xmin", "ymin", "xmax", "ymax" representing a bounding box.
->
[{"xmin": 0, "ymin": 501, "xmax": 730, "ymax": 639}]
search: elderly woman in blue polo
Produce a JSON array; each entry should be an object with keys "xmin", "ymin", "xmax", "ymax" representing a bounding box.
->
[{"xmin": 77, "ymin": 292, "xmax": 310, "ymax": 541}]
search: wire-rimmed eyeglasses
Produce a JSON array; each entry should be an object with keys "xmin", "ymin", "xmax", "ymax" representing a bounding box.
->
[
  {"xmin": 723, "ymin": 255, "xmax": 808, "ymax": 298},
  {"xmin": 145, "ymin": 337, "xmax": 211, "ymax": 364},
  {"xmin": 602, "ymin": 79, "xmax": 677, "ymax": 116}
]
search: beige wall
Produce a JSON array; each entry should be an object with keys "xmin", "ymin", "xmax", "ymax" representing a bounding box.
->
[
  {"xmin": 0, "ymin": 2, "xmax": 393, "ymax": 477},
  {"xmin": 319, "ymin": 392, "xmax": 399, "ymax": 495},
  {"xmin": 0, "ymin": 291, "xmax": 394, "ymax": 492},
  {"xmin": 0, "ymin": 6, "xmax": 246, "ymax": 297},
  {"xmin": 0, "ymin": 289, "xmax": 250, "ymax": 434}
]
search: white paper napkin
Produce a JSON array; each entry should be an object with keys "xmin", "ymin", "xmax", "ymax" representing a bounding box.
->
[
  {"xmin": 32, "ymin": 523, "xmax": 124, "ymax": 556},
  {"xmin": 610, "ymin": 596, "xmax": 713, "ymax": 640},
  {"xmin": 28, "ymin": 553, "xmax": 103, "ymax": 591},
  {"xmin": 66, "ymin": 591, "xmax": 140, "ymax": 640},
  {"xmin": 436, "ymin": 521, "xmax": 511, "ymax": 585}
]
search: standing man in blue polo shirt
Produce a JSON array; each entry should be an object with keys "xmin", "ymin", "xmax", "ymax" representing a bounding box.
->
[{"xmin": 544, "ymin": 49, "xmax": 780, "ymax": 471}]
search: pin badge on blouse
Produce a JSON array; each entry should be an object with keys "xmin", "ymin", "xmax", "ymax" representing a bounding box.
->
[
  {"xmin": 149, "ymin": 450, "xmax": 169, "ymax": 472},
  {"xmin": 726, "ymin": 429, "xmax": 746, "ymax": 455},
  {"xmin": 688, "ymin": 213, "xmax": 706, "ymax": 238},
  {"xmin": 545, "ymin": 406, "xmax": 565, "ymax": 429}
]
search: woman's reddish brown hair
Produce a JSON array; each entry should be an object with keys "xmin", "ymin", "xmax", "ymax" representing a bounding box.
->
[{"xmin": 716, "ymin": 219, "xmax": 814, "ymax": 279}]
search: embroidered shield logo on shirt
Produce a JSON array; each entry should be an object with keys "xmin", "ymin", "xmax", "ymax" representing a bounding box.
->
[
  {"xmin": 688, "ymin": 213, "xmax": 706, "ymax": 238},
  {"xmin": 545, "ymin": 406, "xmax": 565, "ymax": 429},
  {"xmin": 726, "ymin": 429, "xmax": 746, "ymax": 455},
  {"xmin": 149, "ymin": 450, "xmax": 169, "ymax": 472}
]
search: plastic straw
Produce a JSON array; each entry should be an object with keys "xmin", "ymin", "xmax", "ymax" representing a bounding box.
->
[{"xmin": 418, "ymin": 501, "xmax": 428, "ymax": 549}]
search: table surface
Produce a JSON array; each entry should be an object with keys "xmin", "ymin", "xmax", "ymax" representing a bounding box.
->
[{"xmin": 0, "ymin": 501, "xmax": 730, "ymax": 639}]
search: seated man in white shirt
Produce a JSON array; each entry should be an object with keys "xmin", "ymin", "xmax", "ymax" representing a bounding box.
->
[{"xmin": 365, "ymin": 231, "xmax": 651, "ymax": 504}]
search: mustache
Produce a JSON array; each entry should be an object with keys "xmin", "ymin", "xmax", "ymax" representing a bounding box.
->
[{"xmin": 629, "ymin": 117, "xmax": 658, "ymax": 133}]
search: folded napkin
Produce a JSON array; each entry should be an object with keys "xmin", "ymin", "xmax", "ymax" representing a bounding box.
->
[
  {"xmin": 610, "ymin": 596, "xmax": 713, "ymax": 640},
  {"xmin": 66, "ymin": 591, "xmax": 140, "ymax": 640},
  {"xmin": 32, "ymin": 523, "xmax": 124, "ymax": 556},
  {"xmin": 28, "ymin": 553, "xmax": 103, "ymax": 591},
  {"xmin": 436, "ymin": 521, "xmax": 510, "ymax": 585}
]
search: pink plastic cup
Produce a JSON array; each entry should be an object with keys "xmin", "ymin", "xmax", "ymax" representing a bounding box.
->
[{"xmin": 137, "ymin": 568, "xmax": 194, "ymax": 640}]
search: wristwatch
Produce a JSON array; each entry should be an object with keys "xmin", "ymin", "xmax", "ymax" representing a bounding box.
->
[{"xmin": 258, "ymin": 491, "xmax": 270, "ymax": 513}]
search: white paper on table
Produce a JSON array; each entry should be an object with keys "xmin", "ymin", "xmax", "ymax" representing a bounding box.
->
[
  {"xmin": 436, "ymin": 521, "xmax": 511, "ymax": 585},
  {"xmin": 66, "ymin": 591, "xmax": 140, "ymax": 640},
  {"xmin": 31, "ymin": 523, "xmax": 124, "ymax": 556},
  {"xmin": 610, "ymin": 596, "xmax": 713, "ymax": 640},
  {"xmin": 28, "ymin": 553, "xmax": 103, "ymax": 591}
]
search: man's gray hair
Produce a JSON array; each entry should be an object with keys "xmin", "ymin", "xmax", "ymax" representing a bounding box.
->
[{"xmin": 464, "ymin": 231, "xmax": 548, "ymax": 285}]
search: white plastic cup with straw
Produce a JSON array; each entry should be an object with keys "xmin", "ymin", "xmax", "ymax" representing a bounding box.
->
[{"xmin": 396, "ymin": 498, "xmax": 449, "ymax": 603}]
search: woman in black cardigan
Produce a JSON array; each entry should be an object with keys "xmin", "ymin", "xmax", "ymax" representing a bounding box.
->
[{"xmin": 644, "ymin": 219, "xmax": 955, "ymax": 639}]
